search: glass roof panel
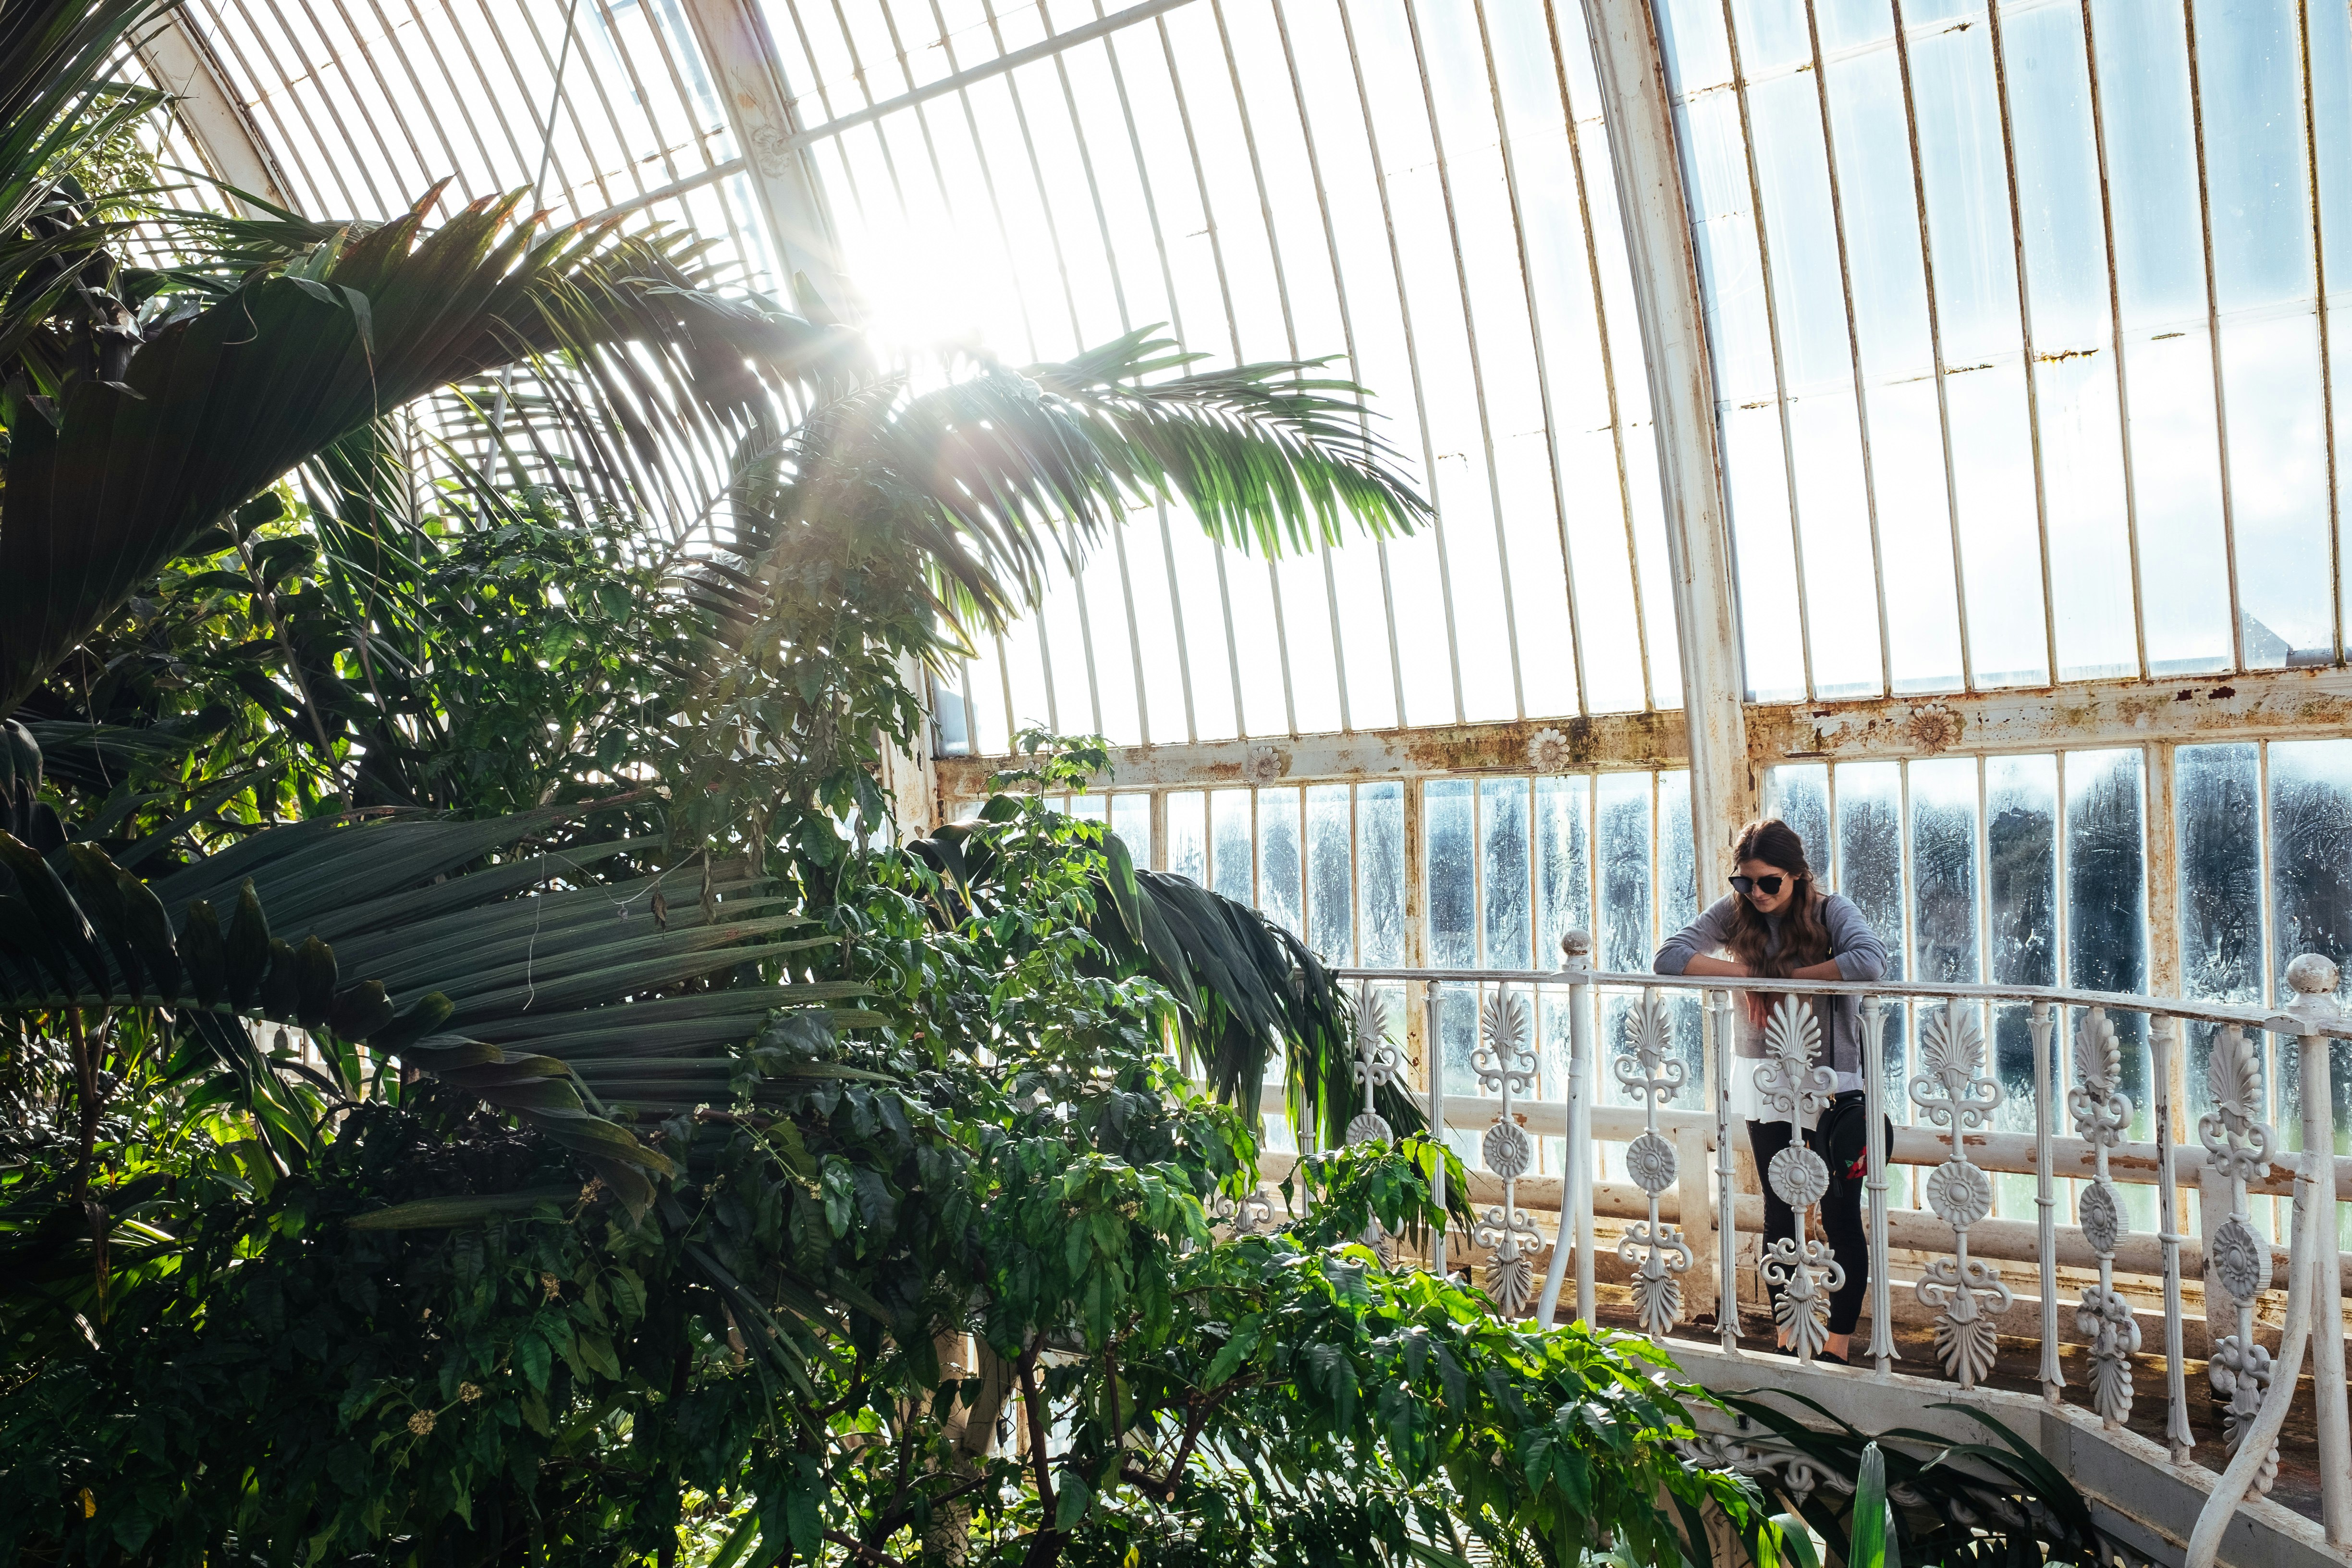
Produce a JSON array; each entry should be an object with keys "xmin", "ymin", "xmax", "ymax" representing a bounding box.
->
[
  {"xmin": 180, "ymin": 0, "xmax": 777, "ymax": 292},
  {"xmin": 764, "ymin": 0, "xmax": 1682, "ymax": 750},
  {"xmin": 1655, "ymin": 0, "xmax": 2349, "ymax": 698}
]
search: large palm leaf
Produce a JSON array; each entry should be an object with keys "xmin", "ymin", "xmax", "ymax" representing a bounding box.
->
[
  {"xmin": 0, "ymin": 184, "xmax": 851, "ymax": 713},
  {"xmin": 0, "ymin": 769, "xmax": 864, "ymax": 1207}
]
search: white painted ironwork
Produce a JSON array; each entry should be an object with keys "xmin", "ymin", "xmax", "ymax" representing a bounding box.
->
[
  {"xmin": 1345, "ymin": 983, "xmax": 1401, "ymax": 1147},
  {"xmin": 1613, "ymin": 989, "xmax": 1690, "ymax": 1339},
  {"xmin": 2069, "ymin": 1007, "xmax": 2140, "ymax": 1427},
  {"xmin": 1710, "ymin": 987, "xmax": 1739, "ymax": 1353},
  {"xmin": 1470, "ymin": 987, "xmax": 1543, "ymax": 1317},
  {"xmin": 1425, "ymin": 986, "xmax": 1447, "ymax": 1281},
  {"xmin": 1860, "ymin": 992, "xmax": 1897, "ymax": 1372},
  {"xmin": 1535, "ymin": 930, "xmax": 1593, "ymax": 1326},
  {"xmin": 1329, "ymin": 958, "xmax": 2352, "ymax": 1561},
  {"xmin": 2152, "ymin": 1014, "xmax": 2194, "ymax": 1463},
  {"xmin": 1752, "ymin": 996, "xmax": 1842, "ymax": 1363},
  {"xmin": 1908, "ymin": 1004, "xmax": 2007, "ymax": 1386},
  {"xmin": 2188, "ymin": 956, "xmax": 2347, "ymax": 1564}
]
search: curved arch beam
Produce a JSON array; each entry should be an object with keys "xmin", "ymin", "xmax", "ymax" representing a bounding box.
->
[
  {"xmin": 674, "ymin": 0, "xmax": 847, "ymax": 313},
  {"xmin": 133, "ymin": 12, "xmax": 295, "ymax": 217},
  {"xmin": 1577, "ymin": 0, "xmax": 1752, "ymax": 867}
]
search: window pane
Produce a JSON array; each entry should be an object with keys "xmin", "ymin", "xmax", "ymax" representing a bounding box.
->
[
  {"xmin": 2178, "ymin": 743, "xmax": 2263, "ymax": 1125},
  {"xmin": 1109, "ymin": 794, "xmax": 1150, "ymax": 869},
  {"xmin": 1426, "ymin": 779, "xmax": 1477, "ymax": 970},
  {"xmin": 1596, "ymin": 773, "xmax": 1654, "ymax": 973},
  {"xmin": 1910, "ymin": 757, "xmax": 1980, "ymax": 983},
  {"xmin": 1535, "ymin": 776, "xmax": 1592, "ymax": 963},
  {"xmin": 1167, "ymin": 790, "xmax": 1207, "ymax": 883},
  {"xmin": 1359, "ymin": 782, "xmax": 1408, "ymax": 967},
  {"xmin": 1305, "ymin": 784, "xmax": 1353, "ymax": 965},
  {"xmin": 1657, "ymin": 770, "xmax": 1698, "ymax": 941},
  {"xmin": 2270, "ymin": 740, "xmax": 2352, "ymax": 1003},
  {"xmin": 1211, "ymin": 788, "xmax": 1253, "ymax": 902},
  {"xmin": 1480, "ymin": 777, "xmax": 1532, "ymax": 969},
  {"xmin": 2065, "ymin": 748, "xmax": 2149, "ymax": 1136},
  {"xmin": 1764, "ymin": 762, "xmax": 1831, "ymax": 870},
  {"xmin": 1258, "ymin": 789, "xmax": 1303, "ymax": 937}
]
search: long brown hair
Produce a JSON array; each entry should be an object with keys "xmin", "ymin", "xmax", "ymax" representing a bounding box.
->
[{"xmin": 1724, "ymin": 819, "xmax": 1831, "ymax": 1023}]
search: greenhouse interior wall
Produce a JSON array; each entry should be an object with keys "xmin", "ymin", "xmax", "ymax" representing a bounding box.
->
[{"xmin": 113, "ymin": 0, "xmax": 2352, "ymax": 1560}]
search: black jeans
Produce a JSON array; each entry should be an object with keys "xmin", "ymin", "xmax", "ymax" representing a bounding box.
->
[{"xmin": 1746, "ymin": 1112, "xmax": 1869, "ymax": 1336}]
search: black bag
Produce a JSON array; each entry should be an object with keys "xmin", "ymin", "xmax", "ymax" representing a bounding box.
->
[{"xmin": 1810, "ymin": 1093, "xmax": 1894, "ymax": 1186}]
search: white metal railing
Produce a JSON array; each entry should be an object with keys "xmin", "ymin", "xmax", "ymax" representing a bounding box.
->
[{"xmin": 1320, "ymin": 942, "xmax": 2351, "ymax": 1563}]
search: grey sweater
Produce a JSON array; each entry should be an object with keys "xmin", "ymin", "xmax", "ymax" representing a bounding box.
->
[{"xmin": 1653, "ymin": 893, "xmax": 1890, "ymax": 1087}]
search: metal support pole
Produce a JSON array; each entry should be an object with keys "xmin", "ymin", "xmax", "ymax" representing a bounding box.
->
[
  {"xmin": 2152, "ymin": 1013, "xmax": 2194, "ymax": 1462},
  {"xmin": 1713, "ymin": 987, "xmax": 1740, "ymax": 1351},
  {"xmin": 2299, "ymin": 1009, "xmax": 2350, "ymax": 1540},
  {"xmin": 1568, "ymin": 956, "xmax": 1594, "ymax": 1326},
  {"xmin": 2032, "ymin": 999, "xmax": 2063, "ymax": 1403},
  {"xmin": 1536, "ymin": 932, "xmax": 1591, "ymax": 1324},
  {"xmin": 1861, "ymin": 993, "xmax": 1895, "ymax": 1372},
  {"xmin": 1427, "ymin": 984, "xmax": 1446, "ymax": 1280}
]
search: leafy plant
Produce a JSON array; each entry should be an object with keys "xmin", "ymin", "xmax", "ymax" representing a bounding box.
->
[{"xmin": 1711, "ymin": 1389, "xmax": 2117, "ymax": 1566}]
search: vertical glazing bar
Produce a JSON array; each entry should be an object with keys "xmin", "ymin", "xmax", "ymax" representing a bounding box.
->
[
  {"xmin": 1713, "ymin": 986, "xmax": 1739, "ymax": 1351},
  {"xmin": 2152, "ymin": 1013, "xmax": 2193, "ymax": 1462},
  {"xmin": 2032, "ymin": 998, "xmax": 2063, "ymax": 1402},
  {"xmin": 2300, "ymin": 1006, "xmax": 2350, "ymax": 1541},
  {"xmin": 1862, "ymin": 992, "xmax": 1894, "ymax": 1372},
  {"xmin": 1427, "ymin": 983, "xmax": 1446, "ymax": 1279}
]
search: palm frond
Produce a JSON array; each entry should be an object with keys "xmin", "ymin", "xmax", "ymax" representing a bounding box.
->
[{"xmin": 0, "ymin": 185, "xmax": 853, "ymax": 712}]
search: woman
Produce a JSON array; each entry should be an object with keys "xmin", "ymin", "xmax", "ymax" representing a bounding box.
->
[{"xmin": 1654, "ymin": 818, "xmax": 1887, "ymax": 1364}]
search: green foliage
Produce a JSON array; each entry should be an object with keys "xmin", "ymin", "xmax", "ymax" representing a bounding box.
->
[
  {"xmin": 1714, "ymin": 1390, "xmax": 2115, "ymax": 1566},
  {"xmin": 0, "ymin": 68, "xmax": 1774, "ymax": 1567}
]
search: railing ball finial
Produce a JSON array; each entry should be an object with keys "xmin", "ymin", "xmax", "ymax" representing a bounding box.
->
[
  {"xmin": 1560, "ymin": 929, "xmax": 1592, "ymax": 971},
  {"xmin": 2285, "ymin": 953, "xmax": 2340, "ymax": 1017}
]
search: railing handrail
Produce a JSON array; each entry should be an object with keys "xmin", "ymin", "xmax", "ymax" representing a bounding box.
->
[{"xmin": 1325, "ymin": 963, "xmax": 2351, "ymax": 1041}]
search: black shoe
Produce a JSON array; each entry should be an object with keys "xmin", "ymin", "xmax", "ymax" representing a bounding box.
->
[{"xmin": 1816, "ymin": 1350, "xmax": 1849, "ymax": 1366}]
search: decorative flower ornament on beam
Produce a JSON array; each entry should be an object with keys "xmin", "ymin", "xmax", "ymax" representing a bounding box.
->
[
  {"xmin": 1752, "ymin": 995, "xmax": 1842, "ymax": 1361},
  {"xmin": 2068, "ymin": 1007, "xmax": 2140, "ymax": 1427},
  {"xmin": 1472, "ymin": 988, "xmax": 1544, "ymax": 1316},
  {"xmin": 2200, "ymin": 1023, "xmax": 2280, "ymax": 1489},
  {"xmin": 1909, "ymin": 1004, "xmax": 2009, "ymax": 1385},
  {"xmin": 1615, "ymin": 989, "xmax": 1691, "ymax": 1338}
]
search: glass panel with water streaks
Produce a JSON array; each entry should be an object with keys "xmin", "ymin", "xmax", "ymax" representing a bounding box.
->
[
  {"xmin": 2178, "ymin": 744, "xmax": 2264, "ymax": 1122},
  {"xmin": 1306, "ymin": 784, "xmax": 1354, "ymax": 965},
  {"xmin": 1359, "ymin": 783, "xmax": 1408, "ymax": 968},
  {"xmin": 1258, "ymin": 789, "xmax": 1304, "ymax": 937},
  {"xmin": 1910, "ymin": 757, "xmax": 1981, "ymax": 984},
  {"xmin": 2066, "ymin": 749, "xmax": 2150, "ymax": 1153},
  {"xmin": 1167, "ymin": 791, "xmax": 1208, "ymax": 883},
  {"xmin": 1481, "ymin": 778, "xmax": 1533, "ymax": 970},
  {"xmin": 1985, "ymin": 753, "xmax": 2058, "ymax": 1211},
  {"xmin": 1426, "ymin": 779, "xmax": 1477, "ymax": 970},
  {"xmin": 1835, "ymin": 760, "xmax": 1907, "ymax": 1086},
  {"xmin": 1211, "ymin": 789, "xmax": 1253, "ymax": 904},
  {"xmin": 1596, "ymin": 773, "xmax": 1654, "ymax": 976},
  {"xmin": 1535, "ymin": 776, "xmax": 1592, "ymax": 966}
]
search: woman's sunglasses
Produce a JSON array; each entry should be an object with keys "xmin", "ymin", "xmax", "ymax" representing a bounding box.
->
[{"xmin": 1729, "ymin": 874, "xmax": 1787, "ymax": 897}]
